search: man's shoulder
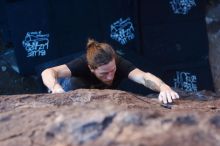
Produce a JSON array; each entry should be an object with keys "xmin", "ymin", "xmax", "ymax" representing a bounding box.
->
[
  {"xmin": 66, "ymin": 54, "xmax": 87, "ymax": 68},
  {"xmin": 69, "ymin": 54, "xmax": 86, "ymax": 63},
  {"xmin": 115, "ymin": 54, "xmax": 126, "ymax": 63},
  {"xmin": 115, "ymin": 54, "xmax": 136, "ymax": 74},
  {"xmin": 116, "ymin": 55, "xmax": 132, "ymax": 65},
  {"xmin": 76, "ymin": 54, "xmax": 86, "ymax": 60}
]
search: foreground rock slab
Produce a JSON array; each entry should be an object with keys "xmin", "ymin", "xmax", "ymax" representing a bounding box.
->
[{"xmin": 0, "ymin": 89, "xmax": 220, "ymax": 146}]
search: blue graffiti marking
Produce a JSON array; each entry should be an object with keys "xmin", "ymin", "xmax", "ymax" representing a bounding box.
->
[
  {"xmin": 22, "ymin": 31, "xmax": 49, "ymax": 57},
  {"xmin": 174, "ymin": 71, "xmax": 198, "ymax": 92},
  {"xmin": 170, "ymin": 0, "xmax": 197, "ymax": 15},
  {"xmin": 110, "ymin": 17, "xmax": 135, "ymax": 45}
]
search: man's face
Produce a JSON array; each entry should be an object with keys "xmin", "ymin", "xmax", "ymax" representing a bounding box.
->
[{"xmin": 89, "ymin": 59, "xmax": 116, "ymax": 85}]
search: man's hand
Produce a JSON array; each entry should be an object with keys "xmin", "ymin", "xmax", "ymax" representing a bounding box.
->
[
  {"xmin": 158, "ymin": 84, "xmax": 179, "ymax": 104},
  {"xmin": 51, "ymin": 83, "xmax": 65, "ymax": 93}
]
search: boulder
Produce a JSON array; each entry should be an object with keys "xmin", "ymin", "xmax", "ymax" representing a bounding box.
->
[{"xmin": 0, "ymin": 89, "xmax": 220, "ymax": 146}]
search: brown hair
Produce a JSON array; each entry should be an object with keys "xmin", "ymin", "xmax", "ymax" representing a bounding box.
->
[{"xmin": 86, "ymin": 39, "xmax": 116, "ymax": 69}]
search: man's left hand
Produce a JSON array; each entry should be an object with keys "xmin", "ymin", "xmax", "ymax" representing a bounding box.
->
[{"xmin": 158, "ymin": 84, "xmax": 179, "ymax": 104}]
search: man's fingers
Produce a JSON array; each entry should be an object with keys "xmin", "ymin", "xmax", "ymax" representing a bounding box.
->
[
  {"xmin": 159, "ymin": 93, "xmax": 164, "ymax": 102},
  {"xmin": 159, "ymin": 90, "xmax": 180, "ymax": 104},
  {"xmin": 159, "ymin": 93, "xmax": 163, "ymax": 102},
  {"xmin": 171, "ymin": 92, "xmax": 179, "ymax": 99},
  {"xmin": 166, "ymin": 92, "xmax": 173, "ymax": 103},
  {"xmin": 52, "ymin": 88, "xmax": 65, "ymax": 93},
  {"xmin": 159, "ymin": 92, "xmax": 167, "ymax": 104},
  {"xmin": 175, "ymin": 92, "xmax": 180, "ymax": 99}
]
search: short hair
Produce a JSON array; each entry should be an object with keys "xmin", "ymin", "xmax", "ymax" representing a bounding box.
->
[{"xmin": 86, "ymin": 39, "xmax": 116, "ymax": 69}]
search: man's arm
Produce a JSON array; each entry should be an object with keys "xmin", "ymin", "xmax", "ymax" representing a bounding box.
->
[
  {"xmin": 41, "ymin": 64, "xmax": 71, "ymax": 93},
  {"xmin": 128, "ymin": 68, "xmax": 179, "ymax": 103}
]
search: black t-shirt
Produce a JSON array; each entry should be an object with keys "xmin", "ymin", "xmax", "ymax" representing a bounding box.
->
[{"xmin": 66, "ymin": 54, "xmax": 136, "ymax": 89}]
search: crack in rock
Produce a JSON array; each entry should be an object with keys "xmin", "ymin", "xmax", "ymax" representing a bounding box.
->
[
  {"xmin": 72, "ymin": 113, "xmax": 116, "ymax": 144},
  {"xmin": 174, "ymin": 115, "xmax": 197, "ymax": 126},
  {"xmin": 0, "ymin": 133, "xmax": 23, "ymax": 142}
]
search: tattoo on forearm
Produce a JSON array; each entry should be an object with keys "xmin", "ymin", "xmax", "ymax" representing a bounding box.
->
[{"xmin": 144, "ymin": 80, "xmax": 163, "ymax": 91}]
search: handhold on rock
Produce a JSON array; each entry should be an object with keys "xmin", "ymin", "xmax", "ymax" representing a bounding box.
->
[{"xmin": 161, "ymin": 103, "xmax": 173, "ymax": 109}]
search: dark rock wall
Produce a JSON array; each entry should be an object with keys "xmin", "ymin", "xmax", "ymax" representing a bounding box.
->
[{"xmin": 207, "ymin": 3, "xmax": 220, "ymax": 93}]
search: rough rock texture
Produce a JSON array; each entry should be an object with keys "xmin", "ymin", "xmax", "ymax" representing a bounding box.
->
[{"xmin": 0, "ymin": 89, "xmax": 220, "ymax": 146}]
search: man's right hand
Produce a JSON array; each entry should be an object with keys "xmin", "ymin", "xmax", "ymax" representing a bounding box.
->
[
  {"xmin": 41, "ymin": 64, "xmax": 72, "ymax": 94},
  {"xmin": 52, "ymin": 83, "xmax": 65, "ymax": 93}
]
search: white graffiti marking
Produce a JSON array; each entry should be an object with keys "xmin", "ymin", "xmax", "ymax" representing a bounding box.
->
[
  {"xmin": 174, "ymin": 71, "xmax": 197, "ymax": 92},
  {"xmin": 110, "ymin": 17, "xmax": 135, "ymax": 45},
  {"xmin": 22, "ymin": 31, "xmax": 49, "ymax": 57},
  {"xmin": 170, "ymin": 0, "xmax": 197, "ymax": 15}
]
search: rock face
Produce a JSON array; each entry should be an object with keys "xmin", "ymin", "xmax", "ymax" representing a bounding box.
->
[
  {"xmin": 207, "ymin": 3, "xmax": 220, "ymax": 93},
  {"xmin": 0, "ymin": 89, "xmax": 220, "ymax": 146}
]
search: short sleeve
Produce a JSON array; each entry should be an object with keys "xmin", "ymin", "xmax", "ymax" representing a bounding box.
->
[{"xmin": 116, "ymin": 55, "xmax": 136, "ymax": 77}]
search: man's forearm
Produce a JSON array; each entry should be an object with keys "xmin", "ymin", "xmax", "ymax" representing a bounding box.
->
[
  {"xmin": 128, "ymin": 69, "xmax": 179, "ymax": 103},
  {"xmin": 143, "ymin": 73, "xmax": 165, "ymax": 92}
]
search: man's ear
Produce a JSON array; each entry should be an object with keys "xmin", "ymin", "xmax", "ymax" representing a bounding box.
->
[{"xmin": 88, "ymin": 65, "xmax": 94, "ymax": 72}]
